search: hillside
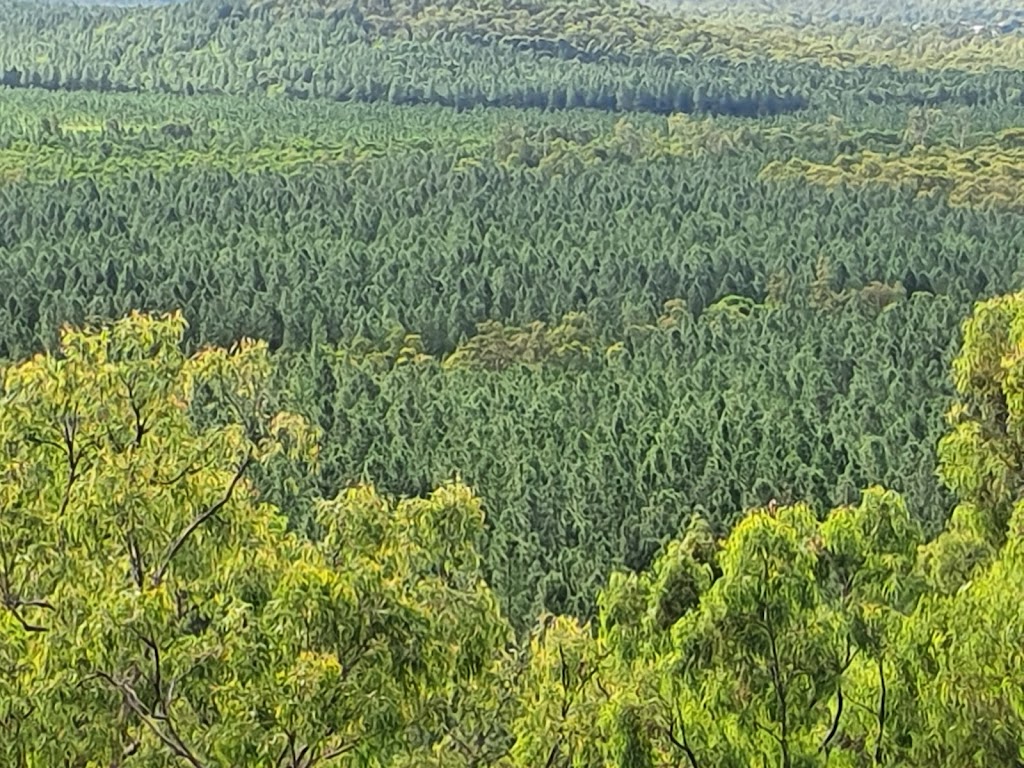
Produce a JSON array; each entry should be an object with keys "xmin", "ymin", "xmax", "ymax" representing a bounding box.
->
[{"xmin": 1, "ymin": 0, "xmax": 1024, "ymax": 762}]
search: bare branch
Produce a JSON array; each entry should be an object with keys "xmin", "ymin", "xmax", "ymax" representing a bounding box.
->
[
  {"xmin": 151, "ymin": 449, "xmax": 253, "ymax": 587},
  {"xmin": 558, "ymin": 644, "xmax": 570, "ymax": 717},
  {"xmin": 152, "ymin": 460, "xmax": 206, "ymax": 486}
]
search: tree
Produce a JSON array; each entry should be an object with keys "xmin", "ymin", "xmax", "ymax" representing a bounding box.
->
[
  {"xmin": 923, "ymin": 292, "xmax": 1024, "ymax": 594},
  {"xmin": 882, "ymin": 292, "xmax": 1024, "ymax": 765},
  {"xmin": 0, "ymin": 312, "xmax": 508, "ymax": 767},
  {"xmin": 818, "ymin": 487, "xmax": 924, "ymax": 765},
  {"xmin": 510, "ymin": 489, "xmax": 935, "ymax": 768}
]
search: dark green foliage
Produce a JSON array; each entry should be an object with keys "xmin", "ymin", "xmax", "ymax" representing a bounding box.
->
[
  {"xmin": 2, "ymin": 0, "xmax": 1024, "ymax": 627},
  {"xmin": 2, "ymin": 85, "xmax": 1022, "ymax": 623}
]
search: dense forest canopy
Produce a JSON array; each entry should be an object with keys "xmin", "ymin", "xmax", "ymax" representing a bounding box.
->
[{"xmin": 1, "ymin": 0, "xmax": 1023, "ymax": 762}]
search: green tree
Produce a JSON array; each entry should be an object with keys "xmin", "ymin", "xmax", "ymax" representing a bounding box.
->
[
  {"xmin": 923, "ymin": 292, "xmax": 1024, "ymax": 594},
  {"xmin": 0, "ymin": 312, "xmax": 508, "ymax": 767}
]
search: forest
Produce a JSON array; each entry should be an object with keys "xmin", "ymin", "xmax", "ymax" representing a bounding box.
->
[{"xmin": 0, "ymin": 0, "xmax": 1023, "ymax": 764}]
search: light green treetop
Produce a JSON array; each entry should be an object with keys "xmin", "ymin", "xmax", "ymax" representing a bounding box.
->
[{"xmin": 0, "ymin": 311, "xmax": 508, "ymax": 768}]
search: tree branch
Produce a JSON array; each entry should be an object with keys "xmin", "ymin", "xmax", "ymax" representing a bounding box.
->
[
  {"xmin": 4, "ymin": 603, "xmax": 48, "ymax": 633},
  {"xmin": 119, "ymin": 374, "xmax": 149, "ymax": 448},
  {"xmin": 151, "ymin": 449, "xmax": 253, "ymax": 587},
  {"xmin": 57, "ymin": 408, "xmax": 82, "ymax": 522},
  {"xmin": 666, "ymin": 708, "xmax": 700, "ymax": 768},
  {"xmin": 118, "ymin": 518, "xmax": 146, "ymax": 590},
  {"xmin": 759, "ymin": 550, "xmax": 790, "ymax": 768},
  {"xmin": 542, "ymin": 736, "xmax": 565, "ymax": 768},
  {"xmin": 153, "ymin": 460, "xmax": 205, "ymax": 486},
  {"xmin": 94, "ymin": 671, "xmax": 208, "ymax": 768},
  {"xmin": 275, "ymin": 732, "xmax": 297, "ymax": 768},
  {"xmin": 874, "ymin": 656, "xmax": 886, "ymax": 765},
  {"xmin": 818, "ymin": 684, "xmax": 843, "ymax": 755},
  {"xmin": 128, "ymin": 628, "xmax": 164, "ymax": 715},
  {"xmin": 4, "ymin": 597, "xmax": 53, "ymax": 610},
  {"xmin": 753, "ymin": 718, "xmax": 784, "ymax": 747},
  {"xmin": 305, "ymin": 740, "xmax": 356, "ymax": 767},
  {"xmin": 818, "ymin": 636, "xmax": 854, "ymax": 755},
  {"xmin": 0, "ymin": 521, "xmax": 54, "ymax": 632}
]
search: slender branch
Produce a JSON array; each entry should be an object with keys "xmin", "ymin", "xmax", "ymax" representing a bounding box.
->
[
  {"xmin": 753, "ymin": 718, "xmax": 785, "ymax": 748},
  {"xmin": 118, "ymin": 516, "xmax": 146, "ymax": 590},
  {"xmin": 874, "ymin": 656, "xmax": 886, "ymax": 765},
  {"xmin": 542, "ymin": 736, "xmax": 564, "ymax": 768},
  {"xmin": 0, "ymin": 516, "xmax": 54, "ymax": 632},
  {"xmin": 3, "ymin": 596, "xmax": 54, "ymax": 610},
  {"xmin": 152, "ymin": 449, "xmax": 253, "ymax": 587},
  {"xmin": 759, "ymin": 550, "xmax": 790, "ymax": 768},
  {"xmin": 153, "ymin": 461, "xmax": 205, "ymax": 486},
  {"xmin": 23, "ymin": 434, "xmax": 64, "ymax": 452},
  {"xmin": 307, "ymin": 741, "xmax": 357, "ymax": 767},
  {"xmin": 94, "ymin": 671, "xmax": 208, "ymax": 768},
  {"xmin": 275, "ymin": 732, "xmax": 296, "ymax": 768},
  {"xmin": 666, "ymin": 708, "xmax": 700, "ymax": 768},
  {"xmin": 338, "ymin": 635, "xmax": 373, "ymax": 682},
  {"xmin": 119, "ymin": 374, "xmax": 149, "ymax": 447},
  {"xmin": 818, "ymin": 684, "xmax": 843, "ymax": 755},
  {"xmin": 819, "ymin": 636, "xmax": 855, "ymax": 755},
  {"xmin": 294, "ymin": 745, "xmax": 312, "ymax": 768},
  {"xmin": 57, "ymin": 408, "xmax": 82, "ymax": 522},
  {"xmin": 558, "ymin": 645, "xmax": 570, "ymax": 717},
  {"xmin": 129, "ymin": 629, "xmax": 164, "ymax": 715},
  {"xmin": 4, "ymin": 604, "xmax": 47, "ymax": 633}
]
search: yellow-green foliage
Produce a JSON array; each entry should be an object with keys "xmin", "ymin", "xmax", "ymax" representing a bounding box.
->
[
  {"xmin": 444, "ymin": 313, "xmax": 601, "ymax": 372},
  {"xmin": 353, "ymin": 0, "xmax": 1024, "ymax": 73},
  {"xmin": 0, "ymin": 312, "xmax": 508, "ymax": 767},
  {"xmin": 0, "ymin": 103, "xmax": 794, "ymax": 189},
  {"xmin": 761, "ymin": 131, "xmax": 1024, "ymax": 212},
  {"xmin": 506, "ymin": 295, "xmax": 1024, "ymax": 768},
  {"xmin": 4, "ymin": 294, "xmax": 1024, "ymax": 765}
]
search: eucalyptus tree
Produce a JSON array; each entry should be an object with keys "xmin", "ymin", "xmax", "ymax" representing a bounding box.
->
[{"xmin": 0, "ymin": 312, "xmax": 509, "ymax": 767}]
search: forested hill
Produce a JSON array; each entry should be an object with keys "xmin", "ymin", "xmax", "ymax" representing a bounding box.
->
[
  {"xmin": 3, "ymin": 0, "xmax": 1024, "ymax": 626},
  {"xmin": 648, "ymin": 0, "xmax": 1024, "ymax": 26},
  {"xmin": 3, "ymin": 0, "xmax": 1024, "ymax": 115},
  {"xmin": 3, "ymin": 0, "xmax": 1024, "ymax": 760}
]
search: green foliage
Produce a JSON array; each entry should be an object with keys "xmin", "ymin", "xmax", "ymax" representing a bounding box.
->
[
  {"xmin": 761, "ymin": 139, "xmax": 1024, "ymax": 212},
  {"xmin": 509, "ymin": 483, "xmax": 1011, "ymax": 767},
  {"xmin": 442, "ymin": 313, "xmax": 601, "ymax": 372},
  {"xmin": 0, "ymin": 313, "xmax": 509, "ymax": 767},
  {"xmin": 915, "ymin": 292, "xmax": 1024, "ymax": 594},
  {"xmin": 2, "ymin": 288, "xmax": 1024, "ymax": 767},
  {"xmin": 4, "ymin": 1, "xmax": 1024, "ymax": 761},
  {"xmin": 501, "ymin": 295, "xmax": 1024, "ymax": 767},
  {"xmin": 6, "ymin": 85, "xmax": 1011, "ymax": 621}
]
